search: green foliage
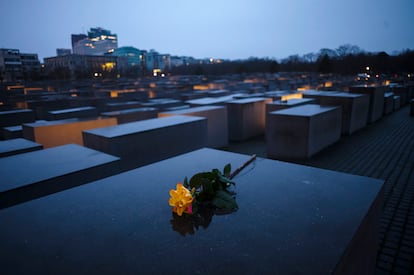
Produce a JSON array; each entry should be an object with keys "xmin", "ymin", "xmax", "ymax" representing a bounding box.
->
[{"xmin": 183, "ymin": 163, "xmax": 238, "ymax": 212}]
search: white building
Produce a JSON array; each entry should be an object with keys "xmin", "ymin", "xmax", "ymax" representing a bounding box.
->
[{"xmin": 72, "ymin": 27, "xmax": 118, "ymax": 56}]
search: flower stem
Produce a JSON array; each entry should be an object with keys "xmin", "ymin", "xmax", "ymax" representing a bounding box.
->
[{"xmin": 229, "ymin": 154, "xmax": 257, "ymax": 180}]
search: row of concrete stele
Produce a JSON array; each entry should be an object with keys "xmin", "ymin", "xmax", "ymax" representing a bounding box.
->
[{"xmin": 1, "ymin": 85, "xmax": 413, "ymax": 167}]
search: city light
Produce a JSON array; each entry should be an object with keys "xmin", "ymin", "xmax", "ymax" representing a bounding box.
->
[
  {"xmin": 153, "ymin": 68, "xmax": 162, "ymax": 77},
  {"xmin": 324, "ymin": 81, "xmax": 333, "ymax": 88},
  {"xmin": 193, "ymin": 84, "xmax": 209, "ymax": 90},
  {"xmin": 102, "ymin": 62, "xmax": 115, "ymax": 71},
  {"xmin": 281, "ymin": 93, "xmax": 303, "ymax": 100}
]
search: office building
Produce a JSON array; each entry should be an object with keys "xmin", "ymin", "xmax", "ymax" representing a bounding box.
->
[
  {"xmin": 145, "ymin": 49, "xmax": 170, "ymax": 73},
  {"xmin": 72, "ymin": 27, "xmax": 118, "ymax": 56},
  {"xmin": 44, "ymin": 54, "xmax": 118, "ymax": 79},
  {"xmin": 0, "ymin": 49, "xmax": 40, "ymax": 82},
  {"xmin": 56, "ymin": 49, "xmax": 71, "ymax": 56}
]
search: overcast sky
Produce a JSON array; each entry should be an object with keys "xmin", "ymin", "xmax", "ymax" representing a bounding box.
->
[{"xmin": 1, "ymin": 0, "xmax": 413, "ymax": 61}]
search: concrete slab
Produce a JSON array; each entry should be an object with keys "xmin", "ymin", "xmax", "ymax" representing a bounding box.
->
[
  {"xmin": 0, "ymin": 144, "xmax": 120, "ymax": 208},
  {"xmin": 47, "ymin": 106, "xmax": 98, "ymax": 120},
  {"xmin": 349, "ymin": 85, "xmax": 385, "ymax": 123},
  {"xmin": 383, "ymin": 92, "xmax": 394, "ymax": 115},
  {"xmin": 23, "ymin": 117, "xmax": 117, "ymax": 148},
  {"xmin": 267, "ymin": 104, "xmax": 342, "ymax": 159},
  {"xmin": 317, "ymin": 92, "xmax": 370, "ymax": 135},
  {"xmin": 227, "ymin": 97, "xmax": 271, "ymax": 141},
  {"xmin": 266, "ymin": 98, "xmax": 316, "ymax": 112},
  {"xmin": 0, "ymin": 109, "xmax": 35, "ymax": 128},
  {"xmin": 394, "ymin": 96, "xmax": 401, "ymax": 111},
  {"xmin": 101, "ymin": 107, "xmax": 158, "ymax": 124},
  {"xmin": 159, "ymin": 106, "xmax": 228, "ymax": 148},
  {"xmin": 391, "ymin": 86, "xmax": 409, "ymax": 105},
  {"xmin": 0, "ymin": 138, "xmax": 43, "ymax": 157},
  {"xmin": 0, "ymin": 148, "xmax": 383, "ymax": 274},
  {"xmin": 105, "ymin": 101, "xmax": 142, "ymax": 112},
  {"xmin": 185, "ymin": 93, "xmax": 243, "ymax": 107},
  {"xmin": 1, "ymin": 125, "xmax": 23, "ymax": 140},
  {"xmin": 83, "ymin": 115, "xmax": 208, "ymax": 170}
]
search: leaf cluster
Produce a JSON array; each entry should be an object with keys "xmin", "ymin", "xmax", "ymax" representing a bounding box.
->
[{"xmin": 183, "ymin": 164, "xmax": 238, "ymax": 212}]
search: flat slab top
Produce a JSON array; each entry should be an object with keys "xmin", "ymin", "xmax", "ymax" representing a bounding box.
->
[
  {"xmin": 101, "ymin": 107, "xmax": 157, "ymax": 116},
  {"xmin": 160, "ymin": 105, "xmax": 225, "ymax": 115},
  {"xmin": 48, "ymin": 106, "xmax": 96, "ymax": 114},
  {"xmin": 106, "ymin": 101, "xmax": 140, "ymax": 106},
  {"xmin": 0, "ymin": 148, "xmax": 383, "ymax": 274},
  {"xmin": 24, "ymin": 118, "xmax": 80, "ymax": 127},
  {"xmin": 2, "ymin": 125, "xmax": 22, "ymax": 131},
  {"xmin": 84, "ymin": 115, "xmax": 206, "ymax": 138},
  {"xmin": 148, "ymin": 98, "xmax": 180, "ymax": 103},
  {"xmin": 207, "ymin": 89, "xmax": 229, "ymax": 95},
  {"xmin": 303, "ymin": 90, "xmax": 366, "ymax": 99},
  {"xmin": 227, "ymin": 97, "xmax": 269, "ymax": 104},
  {"xmin": 233, "ymin": 93, "xmax": 265, "ymax": 99},
  {"xmin": 270, "ymin": 98, "xmax": 315, "ymax": 106},
  {"xmin": 0, "ymin": 109, "xmax": 33, "ymax": 115},
  {"xmin": 264, "ymin": 90, "xmax": 290, "ymax": 95},
  {"xmin": 186, "ymin": 93, "xmax": 243, "ymax": 105},
  {"xmin": 304, "ymin": 91, "xmax": 367, "ymax": 99},
  {"xmin": 0, "ymin": 138, "xmax": 42, "ymax": 155},
  {"xmin": 270, "ymin": 104, "xmax": 340, "ymax": 117},
  {"xmin": 302, "ymin": 89, "xmax": 328, "ymax": 96},
  {"xmin": 141, "ymin": 99, "xmax": 181, "ymax": 106},
  {"xmin": 0, "ymin": 144, "xmax": 119, "ymax": 193},
  {"xmin": 323, "ymin": 92, "xmax": 368, "ymax": 99}
]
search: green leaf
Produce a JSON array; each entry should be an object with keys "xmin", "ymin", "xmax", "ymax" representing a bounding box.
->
[
  {"xmin": 211, "ymin": 169, "xmax": 222, "ymax": 179},
  {"xmin": 223, "ymin": 163, "xmax": 231, "ymax": 177},
  {"xmin": 211, "ymin": 190, "xmax": 238, "ymax": 210},
  {"xmin": 217, "ymin": 173, "xmax": 235, "ymax": 186},
  {"xmin": 190, "ymin": 172, "xmax": 213, "ymax": 189},
  {"xmin": 201, "ymin": 178, "xmax": 215, "ymax": 196}
]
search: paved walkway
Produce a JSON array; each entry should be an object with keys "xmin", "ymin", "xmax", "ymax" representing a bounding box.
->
[{"xmin": 225, "ymin": 105, "xmax": 414, "ymax": 274}]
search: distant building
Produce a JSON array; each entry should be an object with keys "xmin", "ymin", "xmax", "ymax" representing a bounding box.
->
[
  {"xmin": 71, "ymin": 34, "xmax": 87, "ymax": 49},
  {"xmin": 56, "ymin": 48, "xmax": 71, "ymax": 56},
  {"xmin": 72, "ymin": 27, "xmax": 118, "ymax": 55},
  {"xmin": 145, "ymin": 49, "xmax": 170, "ymax": 73},
  {"xmin": 170, "ymin": 56, "xmax": 185, "ymax": 67},
  {"xmin": 44, "ymin": 54, "xmax": 118, "ymax": 79},
  {"xmin": 0, "ymin": 48, "xmax": 40, "ymax": 82},
  {"xmin": 170, "ymin": 56, "xmax": 199, "ymax": 67},
  {"xmin": 112, "ymin": 47, "xmax": 145, "ymax": 67},
  {"xmin": 20, "ymin": 53, "xmax": 41, "ymax": 80}
]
